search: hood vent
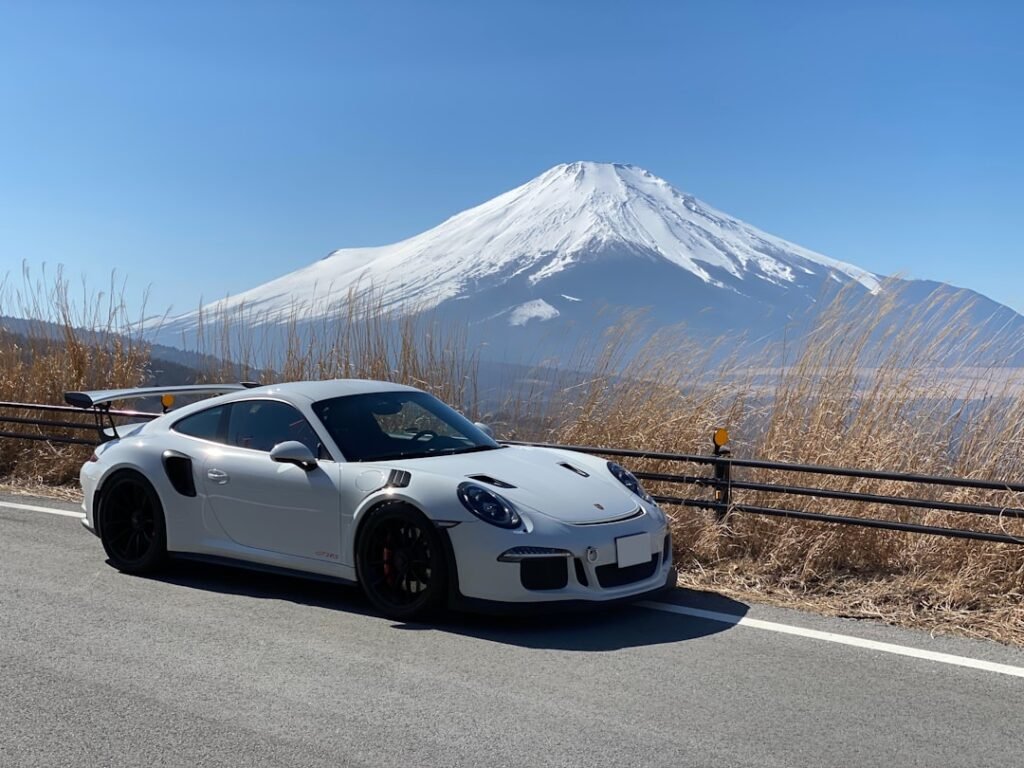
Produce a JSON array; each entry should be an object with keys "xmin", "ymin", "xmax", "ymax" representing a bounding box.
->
[
  {"xmin": 468, "ymin": 474, "xmax": 516, "ymax": 489},
  {"xmin": 559, "ymin": 462, "xmax": 590, "ymax": 478}
]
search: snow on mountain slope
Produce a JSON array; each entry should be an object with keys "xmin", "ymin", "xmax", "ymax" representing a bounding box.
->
[
  {"xmin": 164, "ymin": 162, "xmax": 880, "ymax": 330},
  {"xmin": 508, "ymin": 299, "xmax": 560, "ymax": 326}
]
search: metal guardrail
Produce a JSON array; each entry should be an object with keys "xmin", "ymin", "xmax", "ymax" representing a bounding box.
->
[
  {"xmin": 502, "ymin": 440, "xmax": 1024, "ymax": 545},
  {"xmin": 1, "ymin": 400, "xmax": 1021, "ymax": 545}
]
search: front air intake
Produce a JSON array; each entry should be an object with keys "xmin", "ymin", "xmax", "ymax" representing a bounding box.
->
[
  {"xmin": 596, "ymin": 555, "xmax": 659, "ymax": 589},
  {"xmin": 520, "ymin": 558, "xmax": 569, "ymax": 590},
  {"xmin": 574, "ymin": 558, "xmax": 589, "ymax": 587}
]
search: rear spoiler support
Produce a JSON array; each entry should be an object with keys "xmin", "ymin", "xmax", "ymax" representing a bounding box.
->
[
  {"xmin": 64, "ymin": 383, "xmax": 259, "ymax": 443},
  {"xmin": 96, "ymin": 402, "xmax": 118, "ymax": 442}
]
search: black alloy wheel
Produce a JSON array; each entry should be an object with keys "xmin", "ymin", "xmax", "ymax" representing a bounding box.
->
[
  {"xmin": 356, "ymin": 505, "xmax": 447, "ymax": 621},
  {"xmin": 98, "ymin": 472, "xmax": 168, "ymax": 574}
]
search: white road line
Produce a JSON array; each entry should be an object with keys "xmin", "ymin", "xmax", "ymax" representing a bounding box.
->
[
  {"xmin": 5, "ymin": 498, "xmax": 1022, "ymax": 678},
  {"xmin": 640, "ymin": 600, "xmax": 1024, "ymax": 679},
  {"xmin": 0, "ymin": 500, "xmax": 84, "ymax": 519}
]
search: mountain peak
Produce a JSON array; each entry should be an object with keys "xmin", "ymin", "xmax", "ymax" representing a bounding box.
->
[
  {"xmin": 543, "ymin": 160, "xmax": 638, "ymax": 178},
  {"xmin": 165, "ymin": 162, "xmax": 880, "ymax": 327},
  {"xmin": 537, "ymin": 161, "xmax": 677, "ymax": 200}
]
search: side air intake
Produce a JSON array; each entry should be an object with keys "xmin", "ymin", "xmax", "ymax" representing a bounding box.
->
[{"xmin": 162, "ymin": 450, "xmax": 196, "ymax": 497}]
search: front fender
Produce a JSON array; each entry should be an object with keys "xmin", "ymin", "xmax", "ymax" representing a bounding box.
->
[{"xmin": 346, "ymin": 479, "xmax": 473, "ymax": 562}]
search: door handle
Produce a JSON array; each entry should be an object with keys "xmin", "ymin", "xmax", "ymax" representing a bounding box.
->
[{"xmin": 207, "ymin": 468, "xmax": 229, "ymax": 484}]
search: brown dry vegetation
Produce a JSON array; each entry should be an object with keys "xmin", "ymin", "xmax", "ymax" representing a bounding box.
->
[
  {"xmin": 0, "ymin": 267, "xmax": 150, "ymax": 483},
  {"xmin": 3, "ymin": 269, "xmax": 1024, "ymax": 644},
  {"xmin": 526, "ymin": 289, "xmax": 1024, "ymax": 645}
]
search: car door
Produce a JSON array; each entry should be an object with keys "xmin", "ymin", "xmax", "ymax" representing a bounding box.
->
[{"xmin": 201, "ymin": 399, "xmax": 343, "ymax": 564}]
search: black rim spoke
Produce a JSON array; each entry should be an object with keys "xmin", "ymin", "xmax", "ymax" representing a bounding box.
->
[
  {"xmin": 366, "ymin": 518, "xmax": 434, "ymax": 609},
  {"xmin": 104, "ymin": 480, "xmax": 157, "ymax": 564}
]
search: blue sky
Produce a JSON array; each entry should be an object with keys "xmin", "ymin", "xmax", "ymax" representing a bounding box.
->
[{"xmin": 1, "ymin": 0, "xmax": 1021, "ymax": 316}]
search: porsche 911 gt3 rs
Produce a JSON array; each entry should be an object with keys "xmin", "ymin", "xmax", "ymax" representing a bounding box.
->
[{"xmin": 68, "ymin": 380, "xmax": 675, "ymax": 619}]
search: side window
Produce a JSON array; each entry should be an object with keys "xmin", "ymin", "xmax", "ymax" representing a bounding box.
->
[
  {"xmin": 172, "ymin": 405, "xmax": 227, "ymax": 443},
  {"xmin": 226, "ymin": 400, "xmax": 322, "ymax": 455}
]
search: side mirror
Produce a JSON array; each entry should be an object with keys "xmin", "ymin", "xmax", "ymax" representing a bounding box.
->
[
  {"xmin": 474, "ymin": 421, "xmax": 495, "ymax": 440},
  {"xmin": 270, "ymin": 440, "xmax": 317, "ymax": 470}
]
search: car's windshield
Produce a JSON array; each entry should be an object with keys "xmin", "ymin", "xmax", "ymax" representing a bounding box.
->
[{"xmin": 311, "ymin": 391, "xmax": 500, "ymax": 462}]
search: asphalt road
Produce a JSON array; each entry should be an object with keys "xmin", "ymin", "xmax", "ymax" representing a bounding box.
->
[{"xmin": 2, "ymin": 490, "xmax": 1023, "ymax": 767}]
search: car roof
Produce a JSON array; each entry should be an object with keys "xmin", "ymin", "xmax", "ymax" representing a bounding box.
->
[
  {"xmin": 222, "ymin": 378, "xmax": 424, "ymax": 404},
  {"xmin": 155, "ymin": 379, "xmax": 427, "ymax": 425}
]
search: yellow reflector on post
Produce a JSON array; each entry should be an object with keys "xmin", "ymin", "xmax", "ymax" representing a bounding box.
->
[
  {"xmin": 161, "ymin": 394, "xmax": 176, "ymax": 410},
  {"xmin": 713, "ymin": 428, "xmax": 729, "ymax": 448}
]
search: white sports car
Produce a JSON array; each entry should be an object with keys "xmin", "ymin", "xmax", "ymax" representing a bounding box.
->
[{"xmin": 67, "ymin": 380, "xmax": 675, "ymax": 619}]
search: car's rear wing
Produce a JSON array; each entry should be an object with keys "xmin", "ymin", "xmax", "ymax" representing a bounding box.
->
[
  {"xmin": 64, "ymin": 383, "xmax": 260, "ymax": 442},
  {"xmin": 64, "ymin": 383, "xmax": 258, "ymax": 410}
]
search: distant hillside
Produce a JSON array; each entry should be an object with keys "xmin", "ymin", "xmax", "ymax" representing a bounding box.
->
[
  {"xmin": 0, "ymin": 315, "xmax": 218, "ymax": 387},
  {"xmin": 151, "ymin": 161, "xmax": 1024, "ymax": 367}
]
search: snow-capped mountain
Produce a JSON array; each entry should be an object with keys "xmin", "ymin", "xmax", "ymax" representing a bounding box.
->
[
  {"xmin": 155, "ymin": 162, "xmax": 1024, "ymax": 363},
  {"xmin": 169, "ymin": 162, "xmax": 878, "ymax": 323}
]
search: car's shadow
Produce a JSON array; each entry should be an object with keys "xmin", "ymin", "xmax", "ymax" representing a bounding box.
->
[
  {"xmin": 411, "ymin": 592, "xmax": 748, "ymax": 651},
  {"xmin": 142, "ymin": 559, "xmax": 748, "ymax": 652}
]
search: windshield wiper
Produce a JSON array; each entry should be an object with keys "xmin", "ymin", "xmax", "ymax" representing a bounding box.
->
[
  {"xmin": 431, "ymin": 444, "xmax": 506, "ymax": 457},
  {"xmin": 358, "ymin": 444, "xmax": 506, "ymax": 462},
  {"xmin": 356, "ymin": 450, "xmax": 427, "ymax": 462}
]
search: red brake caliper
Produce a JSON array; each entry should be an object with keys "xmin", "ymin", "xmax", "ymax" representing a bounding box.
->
[{"xmin": 382, "ymin": 533, "xmax": 394, "ymax": 585}]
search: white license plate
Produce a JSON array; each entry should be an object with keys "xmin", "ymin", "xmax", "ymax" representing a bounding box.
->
[{"xmin": 615, "ymin": 532, "xmax": 652, "ymax": 568}]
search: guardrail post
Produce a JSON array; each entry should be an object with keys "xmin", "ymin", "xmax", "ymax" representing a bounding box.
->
[{"xmin": 712, "ymin": 429, "xmax": 732, "ymax": 522}]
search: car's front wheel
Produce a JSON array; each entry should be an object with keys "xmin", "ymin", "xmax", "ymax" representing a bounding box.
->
[
  {"xmin": 356, "ymin": 504, "xmax": 447, "ymax": 621},
  {"xmin": 98, "ymin": 471, "xmax": 168, "ymax": 574}
]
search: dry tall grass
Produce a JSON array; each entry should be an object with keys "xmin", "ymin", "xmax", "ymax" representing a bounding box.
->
[
  {"xmin": 3, "ymin": 269, "xmax": 1023, "ymax": 642},
  {"xmin": 0, "ymin": 266, "xmax": 149, "ymax": 483},
  {"xmin": 178, "ymin": 287, "xmax": 480, "ymax": 409},
  {"xmin": 521, "ymin": 285, "xmax": 1024, "ymax": 643}
]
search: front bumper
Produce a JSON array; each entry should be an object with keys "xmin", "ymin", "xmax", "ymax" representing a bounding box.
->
[
  {"xmin": 449, "ymin": 566, "xmax": 676, "ymax": 615},
  {"xmin": 441, "ymin": 508, "xmax": 674, "ymax": 608}
]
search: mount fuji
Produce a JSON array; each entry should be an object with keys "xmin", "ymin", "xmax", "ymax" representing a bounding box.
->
[{"xmin": 155, "ymin": 162, "xmax": 1024, "ymax": 363}]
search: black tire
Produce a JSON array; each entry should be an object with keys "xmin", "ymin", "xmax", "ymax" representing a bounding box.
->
[
  {"xmin": 98, "ymin": 471, "xmax": 168, "ymax": 574},
  {"xmin": 356, "ymin": 504, "xmax": 447, "ymax": 621}
]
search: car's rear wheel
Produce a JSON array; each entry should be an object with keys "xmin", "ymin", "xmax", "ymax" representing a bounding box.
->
[
  {"xmin": 98, "ymin": 471, "xmax": 168, "ymax": 574},
  {"xmin": 356, "ymin": 505, "xmax": 447, "ymax": 621}
]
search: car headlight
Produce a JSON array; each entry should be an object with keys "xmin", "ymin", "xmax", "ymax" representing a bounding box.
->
[
  {"xmin": 457, "ymin": 482, "xmax": 522, "ymax": 529},
  {"xmin": 607, "ymin": 461, "xmax": 655, "ymax": 505}
]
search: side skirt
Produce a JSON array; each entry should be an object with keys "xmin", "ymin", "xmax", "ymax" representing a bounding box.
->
[{"xmin": 170, "ymin": 552, "xmax": 359, "ymax": 587}]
